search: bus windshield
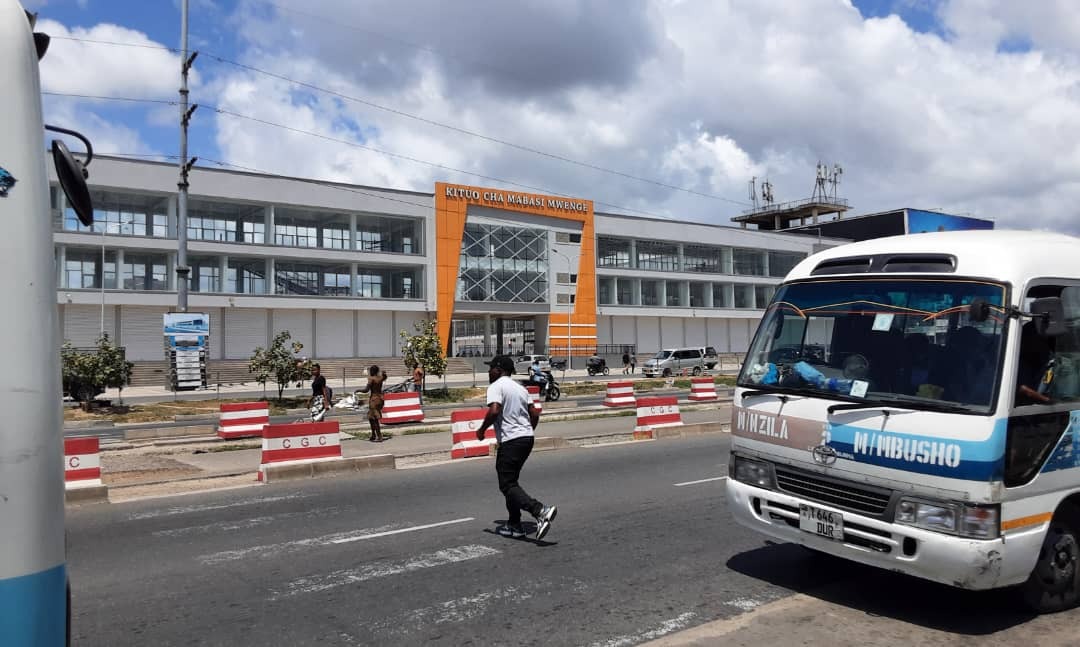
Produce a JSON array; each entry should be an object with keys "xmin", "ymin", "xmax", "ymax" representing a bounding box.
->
[{"xmin": 738, "ymin": 278, "xmax": 1008, "ymax": 413}]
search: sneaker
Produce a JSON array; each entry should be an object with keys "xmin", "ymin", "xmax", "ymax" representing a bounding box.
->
[
  {"xmin": 495, "ymin": 523, "xmax": 526, "ymax": 539},
  {"xmin": 534, "ymin": 505, "xmax": 557, "ymax": 540}
]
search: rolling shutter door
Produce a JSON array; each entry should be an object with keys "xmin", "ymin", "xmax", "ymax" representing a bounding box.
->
[
  {"xmin": 120, "ymin": 306, "xmax": 169, "ymax": 361},
  {"xmin": 357, "ymin": 311, "xmax": 393, "ymax": 355},
  {"xmin": 209, "ymin": 307, "xmax": 223, "ymax": 360},
  {"xmin": 636, "ymin": 317, "xmax": 660, "ymax": 354},
  {"xmin": 63, "ymin": 305, "xmax": 114, "ymax": 348},
  {"xmin": 685, "ymin": 318, "xmax": 707, "ymax": 347},
  {"xmin": 660, "ymin": 317, "xmax": 683, "ymax": 348},
  {"xmin": 596, "ymin": 316, "xmax": 612, "ymax": 345},
  {"xmin": 612, "ymin": 317, "xmax": 635, "ymax": 348},
  {"xmin": 316, "ymin": 310, "xmax": 353, "ymax": 358},
  {"xmin": 707, "ymin": 319, "xmax": 729, "ymax": 352},
  {"xmin": 224, "ymin": 308, "xmax": 267, "ymax": 359},
  {"xmin": 272, "ymin": 309, "xmax": 314, "ymax": 350}
]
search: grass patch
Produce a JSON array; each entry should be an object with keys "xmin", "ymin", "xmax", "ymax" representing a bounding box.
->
[
  {"xmin": 421, "ymin": 387, "xmax": 485, "ymax": 403},
  {"xmin": 63, "ymin": 396, "xmax": 310, "ymax": 424},
  {"xmin": 558, "ymin": 382, "xmax": 608, "ymax": 397},
  {"xmin": 402, "ymin": 426, "xmax": 452, "ymax": 436}
]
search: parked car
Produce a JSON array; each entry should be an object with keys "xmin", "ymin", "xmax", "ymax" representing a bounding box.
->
[
  {"xmin": 514, "ymin": 354, "xmax": 550, "ymax": 374},
  {"xmin": 641, "ymin": 347, "xmax": 705, "ymax": 377}
]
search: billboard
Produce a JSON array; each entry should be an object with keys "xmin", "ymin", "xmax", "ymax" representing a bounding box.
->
[
  {"xmin": 906, "ymin": 210, "xmax": 994, "ymax": 234},
  {"xmin": 164, "ymin": 313, "xmax": 210, "ymax": 389}
]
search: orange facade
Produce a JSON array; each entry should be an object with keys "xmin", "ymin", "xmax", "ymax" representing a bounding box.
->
[{"xmin": 434, "ymin": 183, "xmax": 597, "ymax": 355}]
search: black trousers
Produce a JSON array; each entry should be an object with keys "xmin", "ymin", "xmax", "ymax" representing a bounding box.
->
[{"xmin": 496, "ymin": 437, "xmax": 542, "ymax": 525}]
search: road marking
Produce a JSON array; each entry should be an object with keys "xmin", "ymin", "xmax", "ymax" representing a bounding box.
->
[
  {"xmin": 587, "ymin": 612, "xmax": 697, "ymax": 647},
  {"xmin": 725, "ymin": 597, "xmax": 768, "ymax": 611},
  {"xmin": 329, "ymin": 517, "xmax": 475, "ymax": 544},
  {"xmin": 126, "ymin": 493, "xmax": 310, "ymax": 520},
  {"xmin": 363, "ymin": 583, "xmax": 538, "ymax": 637},
  {"xmin": 152, "ymin": 507, "xmax": 343, "ymax": 537},
  {"xmin": 673, "ymin": 476, "xmax": 727, "ymax": 487},
  {"xmin": 198, "ymin": 517, "xmax": 475, "ymax": 564},
  {"xmin": 269, "ymin": 544, "xmax": 501, "ymax": 600}
]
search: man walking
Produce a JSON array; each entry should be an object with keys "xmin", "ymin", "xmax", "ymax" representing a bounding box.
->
[{"xmin": 476, "ymin": 356, "xmax": 557, "ymax": 540}]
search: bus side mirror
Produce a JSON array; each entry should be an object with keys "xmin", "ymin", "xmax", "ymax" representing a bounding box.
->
[
  {"xmin": 45, "ymin": 126, "xmax": 94, "ymax": 227},
  {"xmin": 969, "ymin": 297, "xmax": 991, "ymax": 322},
  {"xmin": 1032, "ymin": 297, "xmax": 1066, "ymax": 337}
]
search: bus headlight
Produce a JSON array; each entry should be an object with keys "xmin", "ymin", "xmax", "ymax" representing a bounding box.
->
[
  {"xmin": 732, "ymin": 456, "xmax": 774, "ymax": 489},
  {"xmin": 895, "ymin": 498, "xmax": 999, "ymax": 539}
]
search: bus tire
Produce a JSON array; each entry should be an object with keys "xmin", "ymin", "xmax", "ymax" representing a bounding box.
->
[{"xmin": 1020, "ymin": 508, "xmax": 1080, "ymax": 613}]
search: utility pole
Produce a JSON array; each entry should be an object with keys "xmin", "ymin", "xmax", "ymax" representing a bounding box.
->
[{"xmin": 177, "ymin": 0, "xmax": 198, "ymax": 312}]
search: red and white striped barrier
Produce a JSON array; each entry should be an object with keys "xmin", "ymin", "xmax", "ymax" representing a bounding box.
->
[
  {"xmin": 65, "ymin": 437, "xmax": 102, "ymax": 488},
  {"xmin": 451, "ymin": 409, "xmax": 494, "ymax": 459},
  {"xmin": 258, "ymin": 420, "xmax": 341, "ymax": 481},
  {"xmin": 603, "ymin": 380, "xmax": 636, "ymax": 407},
  {"xmin": 382, "ymin": 391, "xmax": 424, "ymax": 424},
  {"xmin": 689, "ymin": 377, "xmax": 719, "ymax": 401},
  {"xmin": 218, "ymin": 402, "xmax": 270, "ymax": 440},
  {"xmin": 634, "ymin": 396, "xmax": 683, "ymax": 434},
  {"xmin": 527, "ymin": 385, "xmax": 543, "ymax": 413}
]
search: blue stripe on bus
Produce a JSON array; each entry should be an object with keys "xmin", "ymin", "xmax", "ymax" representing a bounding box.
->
[
  {"xmin": 0, "ymin": 563, "xmax": 66, "ymax": 646},
  {"xmin": 825, "ymin": 420, "xmax": 1007, "ymax": 482}
]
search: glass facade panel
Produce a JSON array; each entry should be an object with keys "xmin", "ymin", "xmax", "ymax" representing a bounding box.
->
[
  {"xmin": 597, "ymin": 237, "xmax": 631, "ymax": 268},
  {"xmin": 755, "ymin": 285, "xmax": 776, "ymax": 309},
  {"xmin": 683, "ymin": 244, "xmax": 724, "ymax": 273},
  {"xmin": 322, "ymin": 265, "xmax": 352, "ymax": 296},
  {"xmin": 357, "ymin": 266, "xmax": 422, "ymax": 299},
  {"xmin": 768, "ymin": 250, "xmax": 806, "ymax": 278},
  {"xmin": 275, "ymin": 262, "xmax": 320, "ymax": 295},
  {"xmin": 689, "ymin": 282, "xmax": 707, "ymax": 307},
  {"xmin": 457, "ymin": 223, "xmax": 547, "ymax": 303},
  {"xmin": 713, "ymin": 283, "xmax": 733, "ymax": 308},
  {"xmin": 598, "ymin": 277, "xmax": 615, "ymax": 305},
  {"xmin": 616, "ymin": 278, "xmax": 635, "ymax": 305},
  {"xmin": 356, "ymin": 215, "xmax": 421, "ymax": 254},
  {"xmin": 65, "ymin": 190, "xmax": 169, "ymax": 237},
  {"xmin": 641, "ymin": 280, "xmax": 661, "ymax": 306},
  {"xmin": 189, "ymin": 256, "xmax": 221, "ymax": 292},
  {"xmin": 65, "ymin": 249, "xmax": 101, "ymax": 289},
  {"xmin": 189, "ymin": 199, "xmax": 265, "ymax": 244},
  {"xmin": 666, "ymin": 280, "xmax": 684, "ymax": 307},
  {"xmin": 734, "ymin": 284, "xmax": 755, "ymax": 308},
  {"xmin": 733, "ymin": 248, "xmax": 766, "ymax": 276},
  {"xmin": 637, "ymin": 240, "xmax": 679, "ymax": 272},
  {"xmin": 226, "ymin": 259, "xmax": 265, "ymax": 294},
  {"xmin": 122, "ymin": 253, "xmax": 168, "ymax": 291}
]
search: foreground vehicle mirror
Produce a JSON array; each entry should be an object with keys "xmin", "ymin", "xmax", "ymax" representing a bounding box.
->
[
  {"xmin": 1031, "ymin": 297, "xmax": 1066, "ymax": 337},
  {"xmin": 45, "ymin": 126, "xmax": 94, "ymax": 227}
]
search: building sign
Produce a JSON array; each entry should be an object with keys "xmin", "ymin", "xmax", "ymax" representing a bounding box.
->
[
  {"xmin": 164, "ymin": 312, "xmax": 210, "ymax": 390},
  {"xmin": 443, "ymin": 184, "xmax": 589, "ymax": 214}
]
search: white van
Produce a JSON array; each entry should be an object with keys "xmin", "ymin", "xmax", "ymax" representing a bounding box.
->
[
  {"xmin": 641, "ymin": 348, "xmax": 705, "ymax": 377},
  {"xmin": 728, "ymin": 230, "xmax": 1080, "ymax": 612}
]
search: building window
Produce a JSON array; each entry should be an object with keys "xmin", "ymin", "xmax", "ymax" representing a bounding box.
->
[
  {"xmin": 713, "ymin": 283, "xmax": 733, "ymax": 308},
  {"xmin": 189, "ymin": 257, "xmax": 220, "ymax": 293},
  {"xmin": 355, "ymin": 215, "xmax": 422, "ymax": 254},
  {"xmin": 322, "ymin": 267, "xmax": 351, "ymax": 296},
  {"xmin": 122, "ymin": 254, "xmax": 168, "ymax": 291},
  {"xmin": 556, "ymin": 273, "xmax": 578, "ymax": 285},
  {"xmin": 616, "ymin": 278, "xmax": 635, "ymax": 305},
  {"xmin": 641, "ymin": 280, "xmax": 660, "ymax": 306},
  {"xmin": 322, "ymin": 226, "xmax": 349, "ymax": 250},
  {"xmin": 275, "ymin": 223, "xmax": 318, "ymax": 248},
  {"xmin": 768, "ymin": 250, "xmax": 806, "ymax": 278},
  {"xmin": 689, "ymin": 282, "xmax": 707, "ymax": 307},
  {"xmin": 666, "ymin": 280, "xmax": 684, "ymax": 307},
  {"xmin": 242, "ymin": 220, "xmax": 265, "ymax": 244},
  {"xmin": 755, "ymin": 285, "xmax": 776, "ymax": 309},
  {"xmin": 357, "ymin": 272, "xmax": 383, "ymax": 298},
  {"xmin": 275, "ymin": 263, "xmax": 320, "ymax": 295},
  {"xmin": 637, "ymin": 240, "xmax": 679, "ymax": 272},
  {"xmin": 734, "ymin": 284, "xmax": 755, "ymax": 308},
  {"xmin": 64, "ymin": 249, "xmax": 99, "ymax": 289},
  {"xmin": 556, "ymin": 292, "xmax": 576, "ymax": 305},
  {"xmin": 597, "ymin": 237, "xmax": 631, "ymax": 268},
  {"xmin": 683, "ymin": 244, "xmax": 724, "ymax": 273},
  {"xmin": 64, "ymin": 190, "xmax": 169, "ymax": 238},
  {"xmin": 733, "ymin": 248, "xmax": 766, "ymax": 276},
  {"xmin": 457, "ymin": 223, "xmax": 548, "ymax": 303},
  {"xmin": 226, "ymin": 259, "xmax": 265, "ymax": 294},
  {"xmin": 188, "ymin": 199, "xmax": 264, "ymax": 244},
  {"xmin": 555, "ymin": 232, "xmax": 582, "ymax": 244},
  {"xmin": 598, "ymin": 277, "xmax": 615, "ymax": 305}
]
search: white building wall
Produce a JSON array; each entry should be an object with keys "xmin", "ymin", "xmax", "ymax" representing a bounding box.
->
[
  {"xmin": 685, "ymin": 318, "xmax": 707, "ymax": 347},
  {"xmin": 612, "ymin": 317, "xmax": 635, "ymax": 347},
  {"xmin": 358, "ymin": 312, "xmax": 394, "ymax": 355},
  {"xmin": 707, "ymin": 319, "xmax": 729, "ymax": 353},
  {"xmin": 596, "ymin": 315, "xmax": 613, "ymax": 345},
  {"xmin": 636, "ymin": 317, "xmax": 660, "ymax": 354},
  {"xmin": 730, "ymin": 319, "xmax": 752, "ymax": 353},
  {"xmin": 660, "ymin": 317, "xmax": 683, "ymax": 349}
]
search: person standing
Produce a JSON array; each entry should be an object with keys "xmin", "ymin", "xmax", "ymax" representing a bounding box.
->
[
  {"xmin": 412, "ymin": 362, "xmax": 425, "ymax": 405},
  {"xmin": 622, "ymin": 352, "xmax": 631, "ymax": 375},
  {"xmin": 476, "ymin": 356, "xmax": 557, "ymax": 540},
  {"xmin": 307, "ymin": 363, "xmax": 330, "ymax": 419},
  {"xmin": 358, "ymin": 365, "xmax": 386, "ymax": 442}
]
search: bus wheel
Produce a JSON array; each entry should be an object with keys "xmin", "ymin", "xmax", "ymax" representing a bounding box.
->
[{"xmin": 1021, "ymin": 510, "xmax": 1080, "ymax": 613}]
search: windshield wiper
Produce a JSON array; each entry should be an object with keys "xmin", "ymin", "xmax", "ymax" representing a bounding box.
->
[
  {"xmin": 827, "ymin": 397, "xmax": 977, "ymax": 415},
  {"xmin": 739, "ymin": 389, "xmax": 789, "ymax": 403}
]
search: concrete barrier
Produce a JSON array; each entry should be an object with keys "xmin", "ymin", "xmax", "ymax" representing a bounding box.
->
[
  {"xmin": 527, "ymin": 385, "xmax": 542, "ymax": 413},
  {"xmin": 382, "ymin": 392, "xmax": 424, "ymax": 424},
  {"xmin": 124, "ymin": 425, "xmax": 214, "ymax": 441},
  {"xmin": 450, "ymin": 409, "xmax": 494, "ymax": 459},
  {"xmin": 64, "ymin": 437, "xmax": 108, "ymax": 504},
  {"xmin": 603, "ymin": 381, "xmax": 636, "ymax": 407},
  {"xmin": 690, "ymin": 377, "xmax": 719, "ymax": 401},
  {"xmin": 217, "ymin": 402, "xmax": 270, "ymax": 440},
  {"xmin": 258, "ymin": 420, "xmax": 342, "ymax": 481},
  {"xmin": 634, "ymin": 396, "xmax": 683, "ymax": 436},
  {"xmin": 260, "ymin": 453, "xmax": 396, "ymax": 483}
]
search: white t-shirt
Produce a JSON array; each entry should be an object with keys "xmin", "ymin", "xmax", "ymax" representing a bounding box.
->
[{"xmin": 486, "ymin": 376, "xmax": 534, "ymax": 443}]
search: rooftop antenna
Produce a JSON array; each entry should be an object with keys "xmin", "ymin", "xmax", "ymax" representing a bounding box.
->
[
  {"xmin": 761, "ymin": 178, "xmax": 774, "ymax": 207},
  {"xmin": 830, "ymin": 163, "xmax": 843, "ymax": 200},
  {"xmin": 812, "ymin": 161, "xmax": 829, "ymax": 201},
  {"xmin": 748, "ymin": 176, "xmax": 759, "ymax": 210}
]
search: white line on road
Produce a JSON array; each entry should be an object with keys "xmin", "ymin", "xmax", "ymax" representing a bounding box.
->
[
  {"xmin": 329, "ymin": 517, "xmax": 475, "ymax": 544},
  {"xmin": 152, "ymin": 507, "xmax": 343, "ymax": 537},
  {"xmin": 126, "ymin": 493, "xmax": 310, "ymax": 520},
  {"xmin": 269, "ymin": 544, "xmax": 501, "ymax": 600},
  {"xmin": 587, "ymin": 612, "xmax": 697, "ymax": 647},
  {"xmin": 673, "ymin": 476, "xmax": 728, "ymax": 487},
  {"xmin": 198, "ymin": 517, "xmax": 475, "ymax": 564}
]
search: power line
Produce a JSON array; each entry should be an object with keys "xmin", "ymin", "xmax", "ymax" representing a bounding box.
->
[
  {"xmin": 41, "ymin": 91, "xmax": 673, "ymax": 219},
  {"xmin": 49, "ymin": 35, "xmax": 176, "ymax": 51},
  {"xmin": 43, "ymin": 91, "xmax": 177, "ymax": 105},
  {"xmin": 47, "ymin": 35, "xmax": 750, "ymax": 207}
]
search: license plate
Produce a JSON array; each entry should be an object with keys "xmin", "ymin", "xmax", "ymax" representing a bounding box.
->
[{"xmin": 799, "ymin": 504, "xmax": 844, "ymax": 541}]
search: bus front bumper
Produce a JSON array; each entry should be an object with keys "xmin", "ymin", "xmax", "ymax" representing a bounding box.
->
[{"xmin": 726, "ymin": 478, "xmax": 1043, "ymax": 590}]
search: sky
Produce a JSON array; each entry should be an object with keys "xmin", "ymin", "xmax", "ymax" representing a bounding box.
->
[{"xmin": 23, "ymin": 0, "xmax": 1080, "ymax": 232}]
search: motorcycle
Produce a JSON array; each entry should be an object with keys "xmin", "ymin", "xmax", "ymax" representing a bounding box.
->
[
  {"xmin": 586, "ymin": 357, "xmax": 610, "ymax": 376},
  {"xmin": 521, "ymin": 370, "xmax": 561, "ymax": 401}
]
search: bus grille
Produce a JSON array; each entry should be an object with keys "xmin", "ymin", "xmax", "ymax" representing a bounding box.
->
[{"xmin": 774, "ymin": 465, "xmax": 892, "ymax": 516}]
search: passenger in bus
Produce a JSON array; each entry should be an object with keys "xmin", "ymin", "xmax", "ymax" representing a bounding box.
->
[
  {"xmin": 903, "ymin": 334, "xmax": 932, "ymax": 395},
  {"xmin": 938, "ymin": 326, "xmax": 994, "ymax": 404},
  {"xmin": 1016, "ymin": 321, "xmax": 1055, "ymax": 405}
]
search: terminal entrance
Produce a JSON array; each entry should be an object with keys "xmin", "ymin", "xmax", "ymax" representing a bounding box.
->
[{"xmin": 451, "ymin": 317, "xmax": 537, "ymax": 358}]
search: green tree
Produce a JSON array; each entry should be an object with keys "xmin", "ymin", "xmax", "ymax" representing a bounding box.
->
[
  {"xmin": 248, "ymin": 331, "xmax": 312, "ymax": 400},
  {"xmin": 399, "ymin": 319, "xmax": 447, "ymax": 391},
  {"xmin": 60, "ymin": 334, "xmax": 133, "ymax": 403}
]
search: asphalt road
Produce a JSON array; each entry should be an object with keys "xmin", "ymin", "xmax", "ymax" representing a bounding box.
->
[{"xmin": 67, "ymin": 432, "xmax": 1063, "ymax": 646}]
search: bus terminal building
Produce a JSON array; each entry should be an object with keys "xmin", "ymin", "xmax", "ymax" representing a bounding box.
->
[{"xmin": 51, "ymin": 156, "xmax": 848, "ymax": 380}]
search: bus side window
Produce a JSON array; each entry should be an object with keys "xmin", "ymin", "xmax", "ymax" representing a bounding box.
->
[
  {"xmin": 1016, "ymin": 321, "xmax": 1054, "ymax": 405},
  {"xmin": 1017, "ymin": 285, "xmax": 1080, "ymax": 405}
]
